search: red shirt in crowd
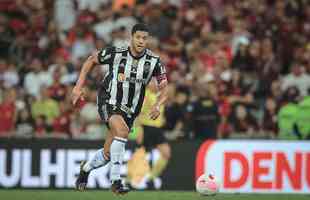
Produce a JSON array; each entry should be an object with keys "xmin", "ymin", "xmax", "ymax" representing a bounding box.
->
[
  {"xmin": 52, "ymin": 112, "xmax": 71, "ymax": 136},
  {"xmin": 48, "ymin": 83, "xmax": 67, "ymax": 101},
  {"xmin": 0, "ymin": 102, "xmax": 15, "ymax": 136}
]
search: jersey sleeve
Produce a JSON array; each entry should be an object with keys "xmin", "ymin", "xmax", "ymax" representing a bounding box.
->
[
  {"xmin": 97, "ymin": 46, "xmax": 114, "ymax": 64},
  {"xmin": 152, "ymin": 58, "xmax": 167, "ymax": 83}
]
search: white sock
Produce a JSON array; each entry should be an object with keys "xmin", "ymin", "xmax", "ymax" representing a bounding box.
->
[
  {"xmin": 110, "ymin": 137, "xmax": 127, "ymax": 181},
  {"xmin": 83, "ymin": 148, "xmax": 109, "ymax": 172}
]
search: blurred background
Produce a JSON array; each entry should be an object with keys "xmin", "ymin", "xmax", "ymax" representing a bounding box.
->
[{"xmin": 0, "ymin": 0, "xmax": 310, "ymax": 194}]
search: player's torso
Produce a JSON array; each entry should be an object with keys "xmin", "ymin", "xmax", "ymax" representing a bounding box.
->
[
  {"xmin": 110, "ymin": 48, "xmax": 157, "ymax": 84},
  {"xmin": 103, "ymin": 47, "xmax": 159, "ymax": 114}
]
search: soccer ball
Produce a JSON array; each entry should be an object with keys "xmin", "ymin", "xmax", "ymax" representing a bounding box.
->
[{"xmin": 196, "ymin": 173, "xmax": 220, "ymax": 196}]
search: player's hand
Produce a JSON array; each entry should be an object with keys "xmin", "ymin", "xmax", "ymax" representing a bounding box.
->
[
  {"xmin": 71, "ymin": 86, "xmax": 85, "ymax": 106},
  {"xmin": 149, "ymin": 104, "xmax": 160, "ymax": 120}
]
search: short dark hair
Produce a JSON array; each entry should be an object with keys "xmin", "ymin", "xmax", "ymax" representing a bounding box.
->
[{"xmin": 131, "ymin": 23, "xmax": 149, "ymax": 35}]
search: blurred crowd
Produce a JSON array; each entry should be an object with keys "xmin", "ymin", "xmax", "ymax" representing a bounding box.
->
[{"xmin": 0, "ymin": 0, "xmax": 310, "ymax": 140}]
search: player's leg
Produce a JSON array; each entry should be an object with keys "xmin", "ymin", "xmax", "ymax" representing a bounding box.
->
[
  {"xmin": 143, "ymin": 126, "xmax": 171, "ymax": 181},
  {"xmin": 103, "ymin": 130, "xmax": 114, "ymax": 159},
  {"xmin": 151, "ymin": 142, "xmax": 171, "ymax": 179},
  {"xmin": 83, "ymin": 130, "xmax": 113, "ymax": 171},
  {"xmin": 131, "ymin": 126, "xmax": 170, "ymax": 189},
  {"xmin": 76, "ymin": 98, "xmax": 113, "ymax": 191},
  {"xmin": 75, "ymin": 130, "xmax": 113, "ymax": 191},
  {"xmin": 108, "ymin": 114, "xmax": 130, "ymax": 194},
  {"xmin": 84, "ymin": 89, "xmax": 114, "ymax": 169}
]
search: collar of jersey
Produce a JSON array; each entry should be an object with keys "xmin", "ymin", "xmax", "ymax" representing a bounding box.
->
[{"xmin": 128, "ymin": 46, "xmax": 146, "ymax": 59}]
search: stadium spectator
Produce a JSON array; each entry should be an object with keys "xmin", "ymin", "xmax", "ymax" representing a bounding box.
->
[
  {"xmin": 217, "ymin": 116, "xmax": 233, "ymax": 139},
  {"xmin": 231, "ymin": 42, "xmax": 252, "ymax": 73},
  {"xmin": 52, "ymin": 101, "xmax": 72, "ymax": 138},
  {"xmin": 34, "ymin": 115, "xmax": 49, "ymax": 137},
  {"xmin": 54, "ymin": 0, "xmax": 76, "ymax": 32},
  {"xmin": 114, "ymin": 4, "xmax": 137, "ymax": 34},
  {"xmin": 281, "ymin": 63, "xmax": 310, "ymax": 97},
  {"xmin": 24, "ymin": 58, "xmax": 53, "ymax": 98},
  {"xmin": 262, "ymin": 97, "xmax": 279, "ymax": 137},
  {"xmin": 93, "ymin": 4, "xmax": 115, "ymax": 43},
  {"xmin": 187, "ymin": 81, "xmax": 220, "ymax": 139},
  {"xmin": 277, "ymin": 101, "xmax": 300, "ymax": 140},
  {"xmin": 15, "ymin": 108, "xmax": 34, "ymax": 138},
  {"xmin": 1, "ymin": 61, "xmax": 19, "ymax": 89},
  {"xmin": 48, "ymin": 67, "xmax": 67, "ymax": 101},
  {"xmin": 231, "ymin": 104, "xmax": 259, "ymax": 136},
  {"xmin": 80, "ymin": 89, "xmax": 104, "ymax": 139},
  {"xmin": 296, "ymin": 93, "xmax": 310, "ymax": 140},
  {"xmin": 0, "ymin": 88, "xmax": 16, "ymax": 137},
  {"xmin": 0, "ymin": 14, "xmax": 13, "ymax": 58},
  {"xmin": 164, "ymin": 85, "xmax": 189, "ymax": 139},
  {"xmin": 31, "ymin": 86, "xmax": 59, "ymax": 126}
]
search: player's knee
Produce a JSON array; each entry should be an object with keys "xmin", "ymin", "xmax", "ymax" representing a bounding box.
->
[
  {"xmin": 158, "ymin": 143, "xmax": 171, "ymax": 160},
  {"xmin": 111, "ymin": 122, "xmax": 129, "ymax": 138},
  {"xmin": 109, "ymin": 116, "xmax": 130, "ymax": 139},
  {"xmin": 114, "ymin": 126, "xmax": 129, "ymax": 138}
]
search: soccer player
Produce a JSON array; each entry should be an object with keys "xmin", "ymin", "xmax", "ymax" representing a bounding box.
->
[
  {"xmin": 71, "ymin": 23, "xmax": 168, "ymax": 194},
  {"xmin": 131, "ymin": 79, "xmax": 171, "ymax": 189}
]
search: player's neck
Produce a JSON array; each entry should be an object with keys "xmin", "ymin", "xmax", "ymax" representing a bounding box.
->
[{"xmin": 129, "ymin": 46, "xmax": 145, "ymax": 59}]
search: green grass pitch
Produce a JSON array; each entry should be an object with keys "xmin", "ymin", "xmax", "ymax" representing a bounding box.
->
[{"xmin": 0, "ymin": 190, "xmax": 309, "ymax": 200}]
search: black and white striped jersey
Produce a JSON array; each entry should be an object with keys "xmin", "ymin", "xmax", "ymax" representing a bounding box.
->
[{"xmin": 97, "ymin": 46, "xmax": 167, "ymax": 117}]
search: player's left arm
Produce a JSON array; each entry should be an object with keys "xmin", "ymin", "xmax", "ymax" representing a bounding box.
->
[
  {"xmin": 155, "ymin": 78, "xmax": 168, "ymax": 108},
  {"xmin": 149, "ymin": 59, "xmax": 168, "ymax": 120}
]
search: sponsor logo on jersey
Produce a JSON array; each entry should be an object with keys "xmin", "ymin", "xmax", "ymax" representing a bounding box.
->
[
  {"xmin": 118, "ymin": 73, "xmax": 146, "ymax": 84},
  {"xmin": 118, "ymin": 73, "xmax": 126, "ymax": 82}
]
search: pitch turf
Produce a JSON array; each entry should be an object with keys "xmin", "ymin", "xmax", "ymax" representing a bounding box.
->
[{"xmin": 0, "ymin": 190, "xmax": 309, "ymax": 200}]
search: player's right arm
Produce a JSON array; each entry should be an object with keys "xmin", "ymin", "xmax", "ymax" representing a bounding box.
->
[
  {"xmin": 71, "ymin": 51, "xmax": 99, "ymax": 105},
  {"xmin": 71, "ymin": 47, "xmax": 113, "ymax": 105}
]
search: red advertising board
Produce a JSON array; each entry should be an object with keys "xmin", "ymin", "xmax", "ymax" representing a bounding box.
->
[{"xmin": 196, "ymin": 140, "xmax": 310, "ymax": 193}]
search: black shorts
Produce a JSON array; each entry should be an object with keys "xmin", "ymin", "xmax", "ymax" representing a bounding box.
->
[
  {"xmin": 97, "ymin": 87, "xmax": 136, "ymax": 130},
  {"xmin": 143, "ymin": 125, "xmax": 166, "ymax": 151}
]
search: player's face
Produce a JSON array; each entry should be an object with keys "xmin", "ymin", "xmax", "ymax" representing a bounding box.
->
[{"xmin": 131, "ymin": 31, "xmax": 149, "ymax": 54}]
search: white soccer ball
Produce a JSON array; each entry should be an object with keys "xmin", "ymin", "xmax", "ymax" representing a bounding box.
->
[{"xmin": 196, "ymin": 173, "xmax": 220, "ymax": 196}]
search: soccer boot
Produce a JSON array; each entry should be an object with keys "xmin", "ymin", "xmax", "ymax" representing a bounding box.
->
[
  {"xmin": 75, "ymin": 161, "xmax": 90, "ymax": 191},
  {"xmin": 111, "ymin": 180, "xmax": 130, "ymax": 195}
]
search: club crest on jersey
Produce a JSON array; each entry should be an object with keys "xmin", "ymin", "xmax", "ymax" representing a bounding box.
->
[{"xmin": 131, "ymin": 67, "xmax": 137, "ymax": 73}]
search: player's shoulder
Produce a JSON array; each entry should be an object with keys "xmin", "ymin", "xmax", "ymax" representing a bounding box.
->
[
  {"xmin": 114, "ymin": 45, "xmax": 129, "ymax": 53},
  {"xmin": 100, "ymin": 45, "xmax": 128, "ymax": 54},
  {"xmin": 145, "ymin": 49, "xmax": 160, "ymax": 59}
]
